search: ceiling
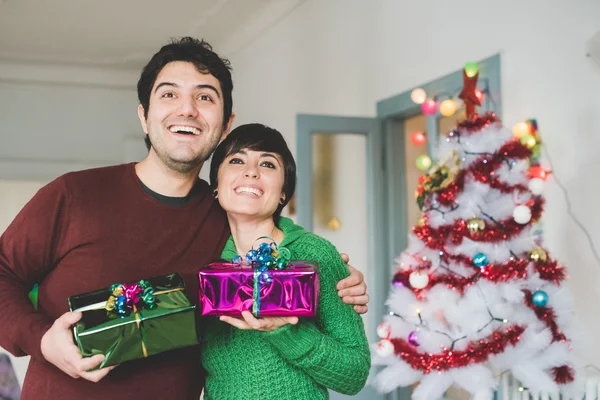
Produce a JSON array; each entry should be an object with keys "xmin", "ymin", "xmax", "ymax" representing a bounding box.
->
[{"xmin": 0, "ymin": 0, "xmax": 305, "ymax": 69}]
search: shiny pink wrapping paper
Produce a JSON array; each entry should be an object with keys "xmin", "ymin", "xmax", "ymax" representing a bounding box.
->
[{"xmin": 198, "ymin": 261, "xmax": 319, "ymax": 317}]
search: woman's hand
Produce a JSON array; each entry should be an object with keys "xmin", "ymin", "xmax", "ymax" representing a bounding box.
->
[{"xmin": 220, "ymin": 311, "xmax": 298, "ymax": 332}]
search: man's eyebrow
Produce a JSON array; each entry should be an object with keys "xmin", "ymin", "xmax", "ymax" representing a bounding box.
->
[
  {"xmin": 154, "ymin": 82, "xmax": 178, "ymax": 94},
  {"xmin": 195, "ymin": 84, "xmax": 221, "ymax": 99},
  {"xmin": 153, "ymin": 82, "xmax": 221, "ymax": 99}
]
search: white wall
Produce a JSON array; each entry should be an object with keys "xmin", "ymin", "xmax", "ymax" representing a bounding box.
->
[
  {"xmin": 227, "ymin": 0, "xmax": 600, "ymax": 365},
  {"xmin": 0, "ymin": 62, "xmax": 146, "ymax": 181}
]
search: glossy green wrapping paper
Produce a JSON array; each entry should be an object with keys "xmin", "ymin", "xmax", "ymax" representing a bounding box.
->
[{"xmin": 68, "ymin": 273, "xmax": 198, "ymax": 369}]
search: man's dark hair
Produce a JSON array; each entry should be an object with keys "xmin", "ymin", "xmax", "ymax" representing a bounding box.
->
[
  {"xmin": 138, "ymin": 37, "xmax": 233, "ymax": 150},
  {"xmin": 210, "ymin": 123, "xmax": 296, "ymax": 224}
]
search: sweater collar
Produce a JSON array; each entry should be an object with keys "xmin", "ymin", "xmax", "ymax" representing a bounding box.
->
[{"xmin": 221, "ymin": 217, "xmax": 305, "ymax": 261}]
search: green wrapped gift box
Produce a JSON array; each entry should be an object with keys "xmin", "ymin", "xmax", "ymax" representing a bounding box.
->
[{"xmin": 68, "ymin": 273, "xmax": 198, "ymax": 369}]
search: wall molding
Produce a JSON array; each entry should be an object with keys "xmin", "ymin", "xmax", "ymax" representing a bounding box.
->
[
  {"xmin": 0, "ymin": 158, "xmax": 118, "ymax": 181},
  {"xmin": 0, "ymin": 60, "xmax": 138, "ymax": 89}
]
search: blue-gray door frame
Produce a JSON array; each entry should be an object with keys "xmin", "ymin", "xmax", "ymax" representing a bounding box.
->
[{"xmin": 296, "ymin": 114, "xmax": 386, "ymax": 400}]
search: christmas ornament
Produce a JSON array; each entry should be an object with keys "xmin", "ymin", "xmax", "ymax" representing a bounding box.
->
[
  {"xmin": 409, "ymin": 271, "xmax": 429, "ymax": 289},
  {"xmin": 473, "ymin": 253, "xmax": 489, "ymax": 268},
  {"xmin": 375, "ymin": 339, "xmax": 395, "ymax": 357},
  {"xmin": 408, "ymin": 331, "xmax": 420, "ymax": 346},
  {"xmin": 377, "ymin": 322, "xmax": 391, "ymax": 339},
  {"xmin": 467, "ymin": 218, "xmax": 485, "ymax": 235},
  {"xmin": 411, "ymin": 88, "xmax": 427, "ymax": 104},
  {"xmin": 411, "ymin": 131, "xmax": 427, "ymax": 146},
  {"xmin": 513, "ymin": 205, "xmax": 532, "ymax": 224},
  {"xmin": 416, "ymin": 151, "xmax": 461, "ymax": 210},
  {"xmin": 529, "ymin": 247, "xmax": 548, "ymax": 262},
  {"xmin": 416, "ymin": 215, "xmax": 426, "ymax": 227},
  {"xmin": 532, "ymin": 290, "xmax": 549, "ymax": 307},
  {"xmin": 528, "ymin": 178, "xmax": 545, "ymax": 195}
]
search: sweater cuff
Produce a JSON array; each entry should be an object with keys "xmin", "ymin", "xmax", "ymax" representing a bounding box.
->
[{"xmin": 261, "ymin": 322, "xmax": 321, "ymax": 360}]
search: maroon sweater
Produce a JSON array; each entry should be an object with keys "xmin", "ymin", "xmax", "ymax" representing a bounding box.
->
[{"xmin": 0, "ymin": 163, "xmax": 229, "ymax": 400}]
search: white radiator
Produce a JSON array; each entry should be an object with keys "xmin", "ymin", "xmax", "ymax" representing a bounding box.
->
[{"xmin": 492, "ymin": 373, "xmax": 599, "ymax": 400}]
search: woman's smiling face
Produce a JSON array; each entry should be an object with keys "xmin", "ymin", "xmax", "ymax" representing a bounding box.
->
[{"xmin": 216, "ymin": 148, "xmax": 285, "ymax": 220}]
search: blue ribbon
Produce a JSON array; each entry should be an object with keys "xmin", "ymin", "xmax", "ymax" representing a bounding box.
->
[{"xmin": 232, "ymin": 237, "xmax": 291, "ymax": 317}]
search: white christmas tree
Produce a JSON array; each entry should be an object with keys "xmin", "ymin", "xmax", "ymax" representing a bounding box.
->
[{"xmin": 372, "ymin": 110, "xmax": 579, "ymax": 400}]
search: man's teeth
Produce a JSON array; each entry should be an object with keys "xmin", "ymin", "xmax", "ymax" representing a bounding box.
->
[
  {"xmin": 169, "ymin": 125, "xmax": 201, "ymax": 135},
  {"xmin": 235, "ymin": 187, "xmax": 263, "ymax": 196}
]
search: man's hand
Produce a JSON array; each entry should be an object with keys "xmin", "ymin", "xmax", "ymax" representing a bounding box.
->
[
  {"xmin": 220, "ymin": 311, "xmax": 298, "ymax": 332},
  {"xmin": 41, "ymin": 311, "xmax": 116, "ymax": 382},
  {"xmin": 338, "ymin": 253, "xmax": 369, "ymax": 314}
]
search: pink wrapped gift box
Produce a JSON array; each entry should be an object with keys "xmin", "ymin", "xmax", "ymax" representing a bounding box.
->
[{"xmin": 198, "ymin": 261, "xmax": 319, "ymax": 317}]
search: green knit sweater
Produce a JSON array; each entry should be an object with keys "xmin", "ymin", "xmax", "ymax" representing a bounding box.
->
[{"xmin": 201, "ymin": 217, "xmax": 370, "ymax": 399}]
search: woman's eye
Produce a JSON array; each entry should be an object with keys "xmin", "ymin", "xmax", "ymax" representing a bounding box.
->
[
  {"xmin": 199, "ymin": 94, "xmax": 213, "ymax": 102},
  {"xmin": 261, "ymin": 161, "xmax": 276, "ymax": 169},
  {"xmin": 162, "ymin": 92, "xmax": 175, "ymax": 98},
  {"xmin": 229, "ymin": 157, "xmax": 243, "ymax": 164}
]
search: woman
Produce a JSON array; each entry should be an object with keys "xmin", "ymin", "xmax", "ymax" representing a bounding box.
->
[{"xmin": 202, "ymin": 123, "xmax": 370, "ymax": 399}]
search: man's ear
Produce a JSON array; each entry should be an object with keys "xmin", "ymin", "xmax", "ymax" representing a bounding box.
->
[
  {"xmin": 137, "ymin": 104, "xmax": 149, "ymax": 134},
  {"xmin": 220, "ymin": 112, "xmax": 236, "ymax": 141}
]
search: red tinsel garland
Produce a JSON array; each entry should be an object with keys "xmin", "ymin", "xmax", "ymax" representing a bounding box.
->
[
  {"xmin": 414, "ymin": 197, "xmax": 545, "ymax": 250},
  {"xmin": 455, "ymin": 113, "xmax": 500, "ymax": 133},
  {"xmin": 393, "ymin": 257, "xmax": 530, "ymax": 295},
  {"xmin": 535, "ymin": 259, "xmax": 567, "ymax": 284},
  {"xmin": 393, "ymin": 254, "xmax": 566, "ymax": 295},
  {"xmin": 448, "ymin": 253, "xmax": 530, "ymax": 280},
  {"xmin": 393, "ymin": 269, "xmax": 478, "ymax": 295},
  {"xmin": 390, "ymin": 325, "xmax": 524, "ymax": 374},
  {"xmin": 436, "ymin": 172, "xmax": 465, "ymax": 207},
  {"xmin": 430, "ymin": 139, "xmax": 532, "ymax": 205},
  {"xmin": 471, "ymin": 169, "xmax": 524, "ymax": 193},
  {"xmin": 445, "ymin": 253, "xmax": 567, "ymax": 285},
  {"xmin": 552, "ymin": 365, "xmax": 575, "ymax": 384},
  {"xmin": 471, "ymin": 140, "xmax": 533, "ymax": 173},
  {"xmin": 523, "ymin": 290, "xmax": 566, "ymax": 343}
]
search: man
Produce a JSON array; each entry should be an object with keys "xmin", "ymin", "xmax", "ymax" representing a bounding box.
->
[{"xmin": 0, "ymin": 37, "xmax": 369, "ymax": 399}]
